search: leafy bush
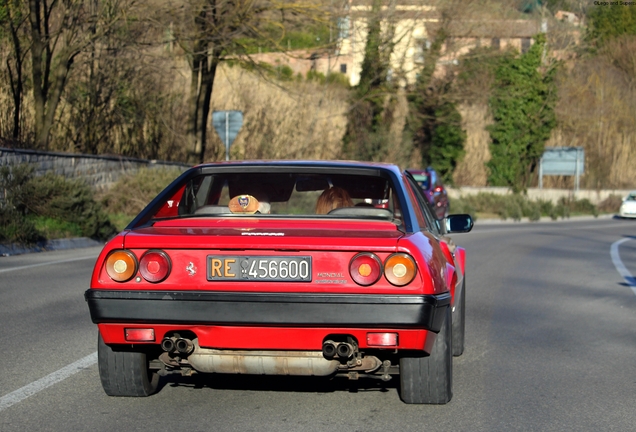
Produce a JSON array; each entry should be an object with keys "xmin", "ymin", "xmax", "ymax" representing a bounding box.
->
[
  {"xmin": 306, "ymin": 70, "xmax": 326, "ymax": 83},
  {"xmin": 451, "ymin": 193, "xmax": 603, "ymax": 221},
  {"xmin": 0, "ymin": 164, "xmax": 117, "ymax": 244},
  {"xmin": 597, "ymin": 194, "xmax": 623, "ymax": 213},
  {"xmin": 587, "ymin": 4, "xmax": 636, "ymax": 45},
  {"xmin": 447, "ymin": 197, "xmax": 477, "ymax": 219},
  {"xmin": 325, "ymin": 72, "xmax": 350, "ymax": 88},
  {"xmin": 0, "ymin": 208, "xmax": 42, "ymax": 245},
  {"xmin": 275, "ymin": 65, "xmax": 294, "ymax": 81},
  {"xmin": 100, "ymin": 167, "xmax": 182, "ymax": 217},
  {"xmin": 1, "ymin": 164, "xmax": 45, "ymax": 245},
  {"xmin": 31, "ymin": 217, "xmax": 83, "ymax": 240},
  {"xmin": 557, "ymin": 197, "xmax": 598, "ymax": 217}
]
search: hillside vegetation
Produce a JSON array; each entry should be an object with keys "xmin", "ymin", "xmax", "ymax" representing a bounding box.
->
[{"xmin": 1, "ymin": 0, "xmax": 635, "ymax": 191}]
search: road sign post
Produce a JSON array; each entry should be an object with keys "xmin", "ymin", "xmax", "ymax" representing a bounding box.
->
[{"xmin": 212, "ymin": 110, "xmax": 243, "ymax": 161}]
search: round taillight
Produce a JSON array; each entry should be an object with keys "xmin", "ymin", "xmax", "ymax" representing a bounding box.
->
[
  {"xmin": 349, "ymin": 253, "xmax": 382, "ymax": 286},
  {"xmin": 139, "ymin": 250, "xmax": 171, "ymax": 283},
  {"xmin": 105, "ymin": 250, "xmax": 138, "ymax": 282},
  {"xmin": 384, "ymin": 253, "xmax": 416, "ymax": 286}
]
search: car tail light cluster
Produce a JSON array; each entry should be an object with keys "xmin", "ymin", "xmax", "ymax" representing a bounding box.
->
[
  {"xmin": 105, "ymin": 249, "xmax": 171, "ymax": 283},
  {"xmin": 349, "ymin": 253, "xmax": 383, "ymax": 286},
  {"xmin": 349, "ymin": 252, "xmax": 417, "ymax": 286},
  {"xmin": 139, "ymin": 250, "xmax": 171, "ymax": 283},
  {"xmin": 105, "ymin": 250, "xmax": 138, "ymax": 282}
]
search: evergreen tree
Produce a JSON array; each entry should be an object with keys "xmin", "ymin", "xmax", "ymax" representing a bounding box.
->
[
  {"xmin": 404, "ymin": 22, "xmax": 465, "ymax": 183},
  {"xmin": 341, "ymin": 0, "xmax": 395, "ymax": 161},
  {"xmin": 486, "ymin": 34, "xmax": 557, "ymax": 192},
  {"xmin": 586, "ymin": 3, "xmax": 636, "ymax": 45}
]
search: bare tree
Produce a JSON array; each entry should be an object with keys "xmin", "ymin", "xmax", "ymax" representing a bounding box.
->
[
  {"xmin": 26, "ymin": 0, "xmax": 135, "ymax": 149},
  {"xmin": 1, "ymin": 0, "xmax": 29, "ymax": 141},
  {"xmin": 159, "ymin": 0, "xmax": 333, "ymax": 164}
]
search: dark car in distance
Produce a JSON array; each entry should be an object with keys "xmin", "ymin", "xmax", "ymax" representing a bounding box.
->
[{"xmin": 407, "ymin": 168, "xmax": 449, "ymax": 219}]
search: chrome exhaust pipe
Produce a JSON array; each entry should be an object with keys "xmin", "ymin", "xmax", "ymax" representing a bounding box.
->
[
  {"xmin": 322, "ymin": 340, "xmax": 337, "ymax": 359},
  {"xmin": 336, "ymin": 342, "xmax": 354, "ymax": 359},
  {"xmin": 175, "ymin": 338, "xmax": 194, "ymax": 354},
  {"xmin": 161, "ymin": 337, "xmax": 176, "ymax": 352}
]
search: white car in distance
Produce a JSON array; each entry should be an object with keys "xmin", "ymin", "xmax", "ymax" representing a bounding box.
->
[{"xmin": 619, "ymin": 191, "xmax": 636, "ymax": 218}]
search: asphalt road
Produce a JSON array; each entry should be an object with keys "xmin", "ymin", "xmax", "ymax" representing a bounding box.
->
[{"xmin": 1, "ymin": 217, "xmax": 635, "ymax": 432}]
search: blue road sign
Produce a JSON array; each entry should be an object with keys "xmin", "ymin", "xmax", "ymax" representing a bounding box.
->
[{"xmin": 212, "ymin": 110, "xmax": 243, "ymax": 161}]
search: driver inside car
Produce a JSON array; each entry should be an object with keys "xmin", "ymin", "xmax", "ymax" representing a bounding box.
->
[{"xmin": 315, "ymin": 186, "xmax": 353, "ymax": 214}]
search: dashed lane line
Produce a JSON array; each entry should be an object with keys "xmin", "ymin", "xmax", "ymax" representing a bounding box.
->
[{"xmin": 610, "ymin": 237, "xmax": 636, "ymax": 296}]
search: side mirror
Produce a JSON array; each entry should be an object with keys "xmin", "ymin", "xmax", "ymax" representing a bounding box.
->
[{"xmin": 445, "ymin": 214, "xmax": 474, "ymax": 234}]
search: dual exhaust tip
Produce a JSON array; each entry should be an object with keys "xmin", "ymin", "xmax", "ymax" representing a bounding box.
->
[
  {"xmin": 322, "ymin": 340, "xmax": 355, "ymax": 360},
  {"xmin": 163, "ymin": 337, "xmax": 353, "ymax": 360},
  {"xmin": 161, "ymin": 337, "xmax": 194, "ymax": 355}
]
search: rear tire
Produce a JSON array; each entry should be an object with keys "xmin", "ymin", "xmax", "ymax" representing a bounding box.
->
[
  {"xmin": 97, "ymin": 333, "xmax": 159, "ymax": 397},
  {"xmin": 399, "ymin": 307, "xmax": 452, "ymax": 404},
  {"xmin": 452, "ymin": 277, "xmax": 466, "ymax": 356}
]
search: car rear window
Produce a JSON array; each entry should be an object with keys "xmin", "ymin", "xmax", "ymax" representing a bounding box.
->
[
  {"xmin": 150, "ymin": 171, "xmax": 402, "ymax": 224},
  {"xmin": 411, "ymin": 174, "xmax": 430, "ymax": 189}
]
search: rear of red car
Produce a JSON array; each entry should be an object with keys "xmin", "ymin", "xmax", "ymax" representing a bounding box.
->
[{"xmin": 86, "ymin": 162, "xmax": 466, "ymax": 404}]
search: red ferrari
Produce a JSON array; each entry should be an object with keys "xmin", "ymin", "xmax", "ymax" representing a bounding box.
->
[{"xmin": 85, "ymin": 161, "xmax": 473, "ymax": 404}]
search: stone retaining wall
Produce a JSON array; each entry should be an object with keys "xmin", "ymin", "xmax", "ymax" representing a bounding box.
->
[{"xmin": 0, "ymin": 147, "xmax": 190, "ymax": 191}]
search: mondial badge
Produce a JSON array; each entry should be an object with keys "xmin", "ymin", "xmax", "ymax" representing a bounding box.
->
[{"xmin": 228, "ymin": 195, "xmax": 260, "ymax": 214}]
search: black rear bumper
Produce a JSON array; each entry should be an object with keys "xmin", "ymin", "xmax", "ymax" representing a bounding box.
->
[{"xmin": 85, "ymin": 290, "xmax": 451, "ymax": 332}]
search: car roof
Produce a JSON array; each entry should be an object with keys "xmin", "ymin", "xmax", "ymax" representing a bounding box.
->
[{"xmin": 193, "ymin": 160, "xmax": 402, "ymax": 173}]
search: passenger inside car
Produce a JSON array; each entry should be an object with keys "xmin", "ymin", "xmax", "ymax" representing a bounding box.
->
[
  {"xmin": 315, "ymin": 186, "xmax": 353, "ymax": 214},
  {"xmin": 255, "ymin": 193, "xmax": 271, "ymax": 214}
]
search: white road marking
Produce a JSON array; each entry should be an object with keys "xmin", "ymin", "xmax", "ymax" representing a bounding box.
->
[
  {"xmin": 0, "ymin": 352, "xmax": 97, "ymax": 412},
  {"xmin": 0, "ymin": 256, "xmax": 96, "ymax": 274},
  {"xmin": 610, "ymin": 238, "xmax": 636, "ymax": 296}
]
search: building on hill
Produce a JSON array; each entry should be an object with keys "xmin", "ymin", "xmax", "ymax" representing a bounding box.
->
[
  {"xmin": 244, "ymin": 1, "xmax": 558, "ymax": 87},
  {"xmin": 339, "ymin": 0, "xmax": 542, "ymax": 86}
]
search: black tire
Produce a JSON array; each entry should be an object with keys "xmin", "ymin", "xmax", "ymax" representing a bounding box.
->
[
  {"xmin": 97, "ymin": 333, "xmax": 159, "ymax": 397},
  {"xmin": 452, "ymin": 277, "xmax": 466, "ymax": 357},
  {"xmin": 399, "ymin": 307, "xmax": 452, "ymax": 404}
]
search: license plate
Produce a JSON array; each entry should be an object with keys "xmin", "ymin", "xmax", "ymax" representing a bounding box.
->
[{"xmin": 207, "ymin": 256, "xmax": 312, "ymax": 282}]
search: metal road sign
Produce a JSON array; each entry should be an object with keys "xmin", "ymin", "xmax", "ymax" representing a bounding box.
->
[
  {"xmin": 539, "ymin": 147, "xmax": 585, "ymax": 190},
  {"xmin": 212, "ymin": 111, "xmax": 243, "ymax": 161}
]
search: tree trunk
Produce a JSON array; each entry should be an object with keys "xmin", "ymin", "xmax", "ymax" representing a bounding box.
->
[
  {"xmin": 28, "ymin": 0, "xmax": 79, "ymax": 149},
  {"xmin": 186, "ymin": 44, "xmax": 205, "ymax": 164},
  {"xmin": 29, "ymin": 0, "xmax": 47, "ymax": 148},
  {"xmin": 187, "ymin": 40, "xmax": 220, "ymax": 165},
  {"xmin": 5, "ymin": 2, "xmax": 25, "ymax": 141}
]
